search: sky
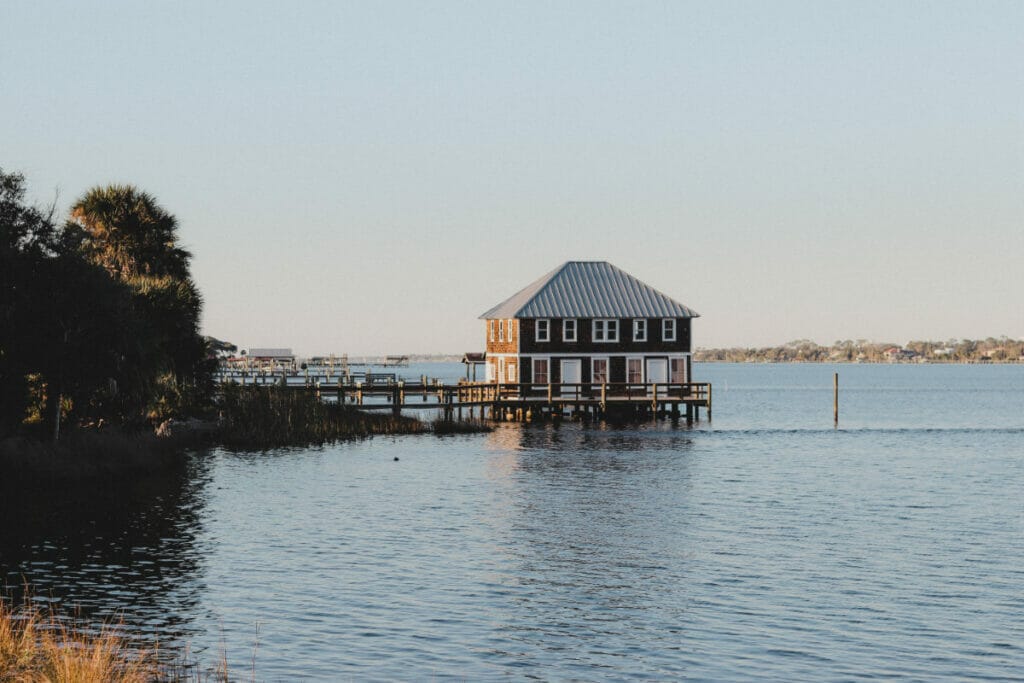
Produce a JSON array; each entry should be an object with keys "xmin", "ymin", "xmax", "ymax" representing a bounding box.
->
[{"xmin": 3, "ymin": 1, "xmax": 1022, "ymax": 355}]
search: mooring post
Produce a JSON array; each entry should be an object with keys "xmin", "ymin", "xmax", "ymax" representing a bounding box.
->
[{"xmin": 833, "ymin": 372, "xmax": 838, "ymax": 427}]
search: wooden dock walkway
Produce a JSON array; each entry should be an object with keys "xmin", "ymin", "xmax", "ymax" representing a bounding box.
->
[{"xmin": 220, "ymin": 376, "xmax": 712, "ymax": 423}]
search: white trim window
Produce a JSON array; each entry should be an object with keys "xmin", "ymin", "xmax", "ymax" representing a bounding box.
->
[
  {"xmin": 563, "ymin": 319, "xmax": 577, "ymax": 342},
  {"xmin": 592, "ymin": 357, "xmax": 608, "ymax": 384},
  {"xmin": 536, "ymin": 319, "xmax": 550, "ymax": 342},
  {"xmin": 498, "ymin": 320, "xmax": 505, "ymax": 342},
  {"xmin": 633, "ymin": 319, "xmax": 647, "ymax": 342},
  {"xmin": 507, "ymin": 361, "xmax": 517, "ymax": 383},
  {"xmin": 593, "ymin": 318, "xmax": 619, "ymax": 342},
  {"xmin": 662, "ymin": 318, "xmax": 676, "ymax": 342},
  {"xmin": 533, "ymin": 357, "xmax": 549, "ymax": 384},
  {"xmin": 508, "ymin": 319, "xmax": 514, "ymax": 344},
  {"xmin": 627, "ymin": 357, "xmax": 643, "ymax": 383},
  {"xmin": 670, "ymin": 357, "xmax": 687, "ymax": 383},
  {"xmin": 489, "ymin": 320, "xmax": 495, "ymax": 342}
]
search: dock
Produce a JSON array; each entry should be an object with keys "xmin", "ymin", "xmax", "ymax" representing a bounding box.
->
[{"xmin": 220, "ymin": 376, "xmax": 712, "ymax": 423}]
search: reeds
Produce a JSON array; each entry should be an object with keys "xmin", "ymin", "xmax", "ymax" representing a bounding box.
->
[
  {"xmin": 217, "ymin": 384, "xmax": 429, "ymax": 448},
  {"xmin": 429, "ymin": 418, "xmax": 493, "ymax": 435},
  {"xmin": 0, "ymin": 600, "xmax": 243, "ymax": 682},
  {"xmin": 0, "ymin": 599, "xmax": 158, "ymax": 682}
]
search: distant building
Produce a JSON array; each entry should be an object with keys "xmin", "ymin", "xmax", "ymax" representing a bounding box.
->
[
  {"xmin": 478, "ymin": 261, "xmax": 699, "ymax": 386},
  {"xmin": 884, "ymin": 347, "xmax": 917, "ymax": 362},
  {"xmin": 238, "ymin": 348, "xmax": 295, "ymax": 372}
]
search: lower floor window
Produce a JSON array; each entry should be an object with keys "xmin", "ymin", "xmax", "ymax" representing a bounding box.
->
[
  {"xmin": 533, "ymin": 358, "xmax": 549, "ymax": 384},
  {"xmin": 592, "ymin": 358, "xmax": 608, "ymax": 383},
  {"xmin": 627, "ymin": 358, "xmax": 643, "ymax": 383},
  {"xmin": 670, "ymin": 357, "xmax": 687, "ymax": 383}
]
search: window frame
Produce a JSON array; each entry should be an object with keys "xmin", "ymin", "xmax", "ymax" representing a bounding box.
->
[
  {"xmin": 563, "ymin": 318, "xmax": 577, "ymax": 342},
  {"xmin": 489, "ymin": 320, "xmax": 495, "ymax": 342},
  {"xmin": 593, "ymin": 318, "xmax": 620, "ymax": 343},
  {"xmin": 535, "ymin": 319, "xmax": 550, "ymax": 343},
  {"xmin": 591, "ymin": 357, "xmax": 609, "ymax": 384},
  {"xmin": 508, "ymin": 319, "xmax": 514, "ymax": 344},
  {"xmin": 626, "ymin": 356, "xmax": 643, "ymax": 384},
  {"xmin": 633, "ymin": 319, "xmax": 647, "ymax": 342},
  {"xmin": 498, "ymin": 319, "xmax": 504, "ymax": 342},
  {"xmin": 670, "ymin": 357, "xmax": 687, "ymax": 383},
  {"xmin": 532, "ymin": 357, "xmax": 549, "ymax": 385},
  {"xmin": 662, "ymin": 318, "xmax": 677, "ymax": 342}
]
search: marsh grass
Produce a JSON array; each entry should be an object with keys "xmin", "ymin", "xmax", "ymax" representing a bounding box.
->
[
  {"xmin": 0, "ymin": 599, "xmax": 159, "ymax": 682},
  {"xmin": 218, "ymin": 384, "xmax": 428, "ymax": 448},
  {"xmin": 429, "ymin": 418, "xmax": 494, "ymax": 435},
  {"xmin": 0, "ymin": 599, "xmax": 252, "ymax": 682}
]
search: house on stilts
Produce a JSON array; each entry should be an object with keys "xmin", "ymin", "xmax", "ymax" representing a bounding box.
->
[{"xmin": 473, "ymin": 261, "xmax": 708, "ymax": 420}]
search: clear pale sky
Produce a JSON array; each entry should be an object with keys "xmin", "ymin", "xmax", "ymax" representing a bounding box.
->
[{"xmin": 4, "ymin": 1, "xmax": 1022, "ymax": 355}]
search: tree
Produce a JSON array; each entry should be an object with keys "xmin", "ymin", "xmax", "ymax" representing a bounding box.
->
[
  {"xmin": 69, "ymin": 185, "xmax": 191, "ymax": 280},
  {"xmin": 68, "ymin": 184, "xmax": 208, "ymax": 421},
  {"xmin": 0, "ymin": 169, "xmax": 60, "ymax": 434}
]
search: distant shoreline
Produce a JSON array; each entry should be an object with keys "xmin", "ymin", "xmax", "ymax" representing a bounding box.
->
[{"xmin": 692, "ymin": 338, "xmax": 1023, "ymax": 364}]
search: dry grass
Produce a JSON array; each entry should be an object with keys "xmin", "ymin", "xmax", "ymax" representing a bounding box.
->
[
  {"xmin": 0, "ymin": 600, "xmax": 242, "ymax": 682},
  {"xmin": 0, "ymin": 600, "xmax": 157, "ymax": 682}
]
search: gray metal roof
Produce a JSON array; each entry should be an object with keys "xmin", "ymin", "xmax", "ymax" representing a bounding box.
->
[
  {"xmin": 247, "ymin": 348, "xmax": 294, "ymax": 358},
  {"xmin": 479, "ymin": 262, "xmax": 700, "ymax": 319}
]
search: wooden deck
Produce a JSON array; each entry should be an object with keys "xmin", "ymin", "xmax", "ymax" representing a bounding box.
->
[{"xmin": 221, "ymin": 377, "xmax": 712, "ymax": 423}]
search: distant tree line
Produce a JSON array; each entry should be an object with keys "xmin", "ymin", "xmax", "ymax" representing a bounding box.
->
[
  {"xmin": 694, "ymin": 338, "xmax": 1024, "ymax": 363},
  {"xmin": 0, "ymin": 168, "xmax": 212, "ymax": 440}
]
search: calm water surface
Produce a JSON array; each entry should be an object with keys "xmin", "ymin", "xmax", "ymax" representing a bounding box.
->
[{"xmin": 2, "ymin": 363, "xmax": 1023, "ymax": 680}]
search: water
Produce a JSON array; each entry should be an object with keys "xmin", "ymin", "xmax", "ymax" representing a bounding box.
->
[{"xmin": 2, "ymin": 363, "xmax": 1023, "ymax": 680}]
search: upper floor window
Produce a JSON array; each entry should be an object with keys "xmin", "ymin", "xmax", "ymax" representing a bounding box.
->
[
  {"xmin": 662, "ymin": 318, "xmax": 676, "ymax": 342},
  {"xmin": 508, "ymin": 319, "xmax": 514, "ymax": 343},
  {"xmin": 536, "ymin": 319, "xmax": 550, "ymax": 342},
  {"xmin": 489, "ymin": 320, "xmax": 495, "ymax": 342},
  {"xmin": 593, "ymin": 319, "xmax": 619, "ymax": 342},
  {"xmin": 563, "ymin": 319, "xmax": 577, "ymax": 342},
  {"xmin": 633, "ymin": 319, "xmax": 647, "ymax": 342},
  {"xmin": 498, "ymin": 319, "xmax": 505, "ymax": 342}
]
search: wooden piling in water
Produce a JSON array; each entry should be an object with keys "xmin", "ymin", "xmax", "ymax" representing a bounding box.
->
[{"xmin": 833, "ymin": 372, "xmax": 838, "ymax": 426}]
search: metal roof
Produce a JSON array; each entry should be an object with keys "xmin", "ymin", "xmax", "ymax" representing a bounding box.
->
[
  {"xmin": 247, "ymin": 348, "xmax": 294, "ymax": 358},
  {"xmin": 479, "ymin": 261, "xmax": 700, "ymax": 319}
]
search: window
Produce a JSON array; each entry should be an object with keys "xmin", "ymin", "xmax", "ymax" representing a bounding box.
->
[
  {"xmin": 536, "ymin": 319, "xmax": 550, "ymax": 342},
  {"xmin": 662, "ymin": 319, "xmax": 676, "ymax": 342},
  {"xmin": 670, "ymin": 357, "xmax": 687, "ymax": 383},
  {"xmin": 533, "ymin": 358, "xmax": 549, "ymax": 384},
  {"xmin": 498, "ymin": 320, "xmax": 504, "ymax": 342},
  {"xmin": 563, "ymin": 319, "xmax": 577, "ymax": 342},
  {"xmin": 627, "ymin": 358, "xmax": 643, "ymax": 383},
  {"xmin": 489, "ymin": 320, "xmax": 495, "ymax": 342},
  {"xmin": 592, "ymin": 358, "xmax": 608, "ymax": 384},
  {"xmin": 507, "ymin": 362, "xmax": 517, "ymax": 383},
  {"xmin": 633, "ymin": 319, "xmax": 647, "ymax": 342},
  {"xmin": 508, "ymin": 319, "xmax": 514, "ymax": 343},
  {"xmin": 593, "ymin": 319, "xmax": 619, "ymax": 342}
]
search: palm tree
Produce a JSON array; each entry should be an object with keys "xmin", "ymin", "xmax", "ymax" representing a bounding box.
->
[{"xmin": 68, "ymin": 185, "xmax": 191, "ymax": 280}]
